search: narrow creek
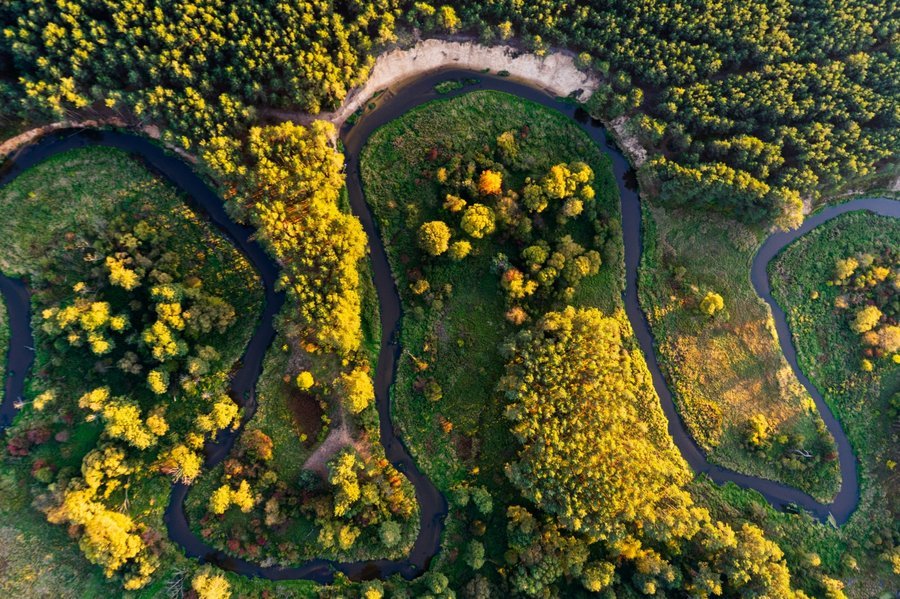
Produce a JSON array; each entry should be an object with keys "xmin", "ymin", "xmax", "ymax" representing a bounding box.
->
[{"xmin": 0, "ymin": 71, "xmax": 894, "ymax": 583}]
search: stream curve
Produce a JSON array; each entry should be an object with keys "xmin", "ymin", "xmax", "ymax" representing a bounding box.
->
[{"xmin": 0, "ymin": 71, "xmax": 893, "ymax": 584}]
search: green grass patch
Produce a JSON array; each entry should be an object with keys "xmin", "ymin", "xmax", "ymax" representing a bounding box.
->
[
  {"xmin": 359, "ymin": 90, "xmax": 624, "ymax": 584},
  {"xmin": 639, "ymin": 203, "xmax": 841, "ymax": 500},
  {"xmin": 0, "ymin": 147, "xmax": 175, "ymax": 276}
]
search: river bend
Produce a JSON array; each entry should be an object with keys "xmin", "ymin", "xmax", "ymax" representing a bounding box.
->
[{"xmin": 0, "ymin": 72, "xmax": 895, "ymax": 583}]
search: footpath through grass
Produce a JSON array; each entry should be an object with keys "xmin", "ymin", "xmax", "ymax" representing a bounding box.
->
[{"xmin": 639, "ymin": 204, "xmax": 841, "ymax": 500}]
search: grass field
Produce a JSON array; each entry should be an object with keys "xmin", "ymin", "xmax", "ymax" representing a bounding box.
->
[
  {"xmin": 683, "ymin": 210, "xmax": 900, "ymax": 597},
  {"xmin": 639, "ymin": 204, "xmax": 841, "ymax": 500},
  {"xmin": 0, "ymin": 146, "xmax": 265, "ymax": 592},
  {"xmin": 359, "ymin": 90, "xmax": 625, "ymax": 580}
]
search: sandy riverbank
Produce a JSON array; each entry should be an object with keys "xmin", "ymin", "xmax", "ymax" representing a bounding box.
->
[{"xmin": 326, "ymin": 39, "xmax": 600, "ymax": 124}]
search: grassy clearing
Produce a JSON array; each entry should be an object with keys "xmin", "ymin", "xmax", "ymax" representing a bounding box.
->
[
  {"xmin": 639, "ymin": 203, "xmax": 840, "ymax": 501},
  {"xmin": 0, "ymin": 466, "xmax": 125, "ymax": 597},
  {"xmin": 359, "ymin": 90, "xmax": 623, "ymax": 579},
  {"xmin": 0, "ymin": 147, "xmax": 177, "ymax": 276},
  {"xmin": 249, "ymin": 334, "xmax": 318, "ymax": 480}
]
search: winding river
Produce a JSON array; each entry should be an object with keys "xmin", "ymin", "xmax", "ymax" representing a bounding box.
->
[{"xmin": 0, "ymin": 70, "xmax": 896, "ymax": 583}]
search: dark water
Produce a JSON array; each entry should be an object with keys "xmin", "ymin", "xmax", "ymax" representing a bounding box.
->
[
  {"xmin": 344, "ymin": 70, "xmax": 889, "ymax": 524},
  {"xmin": 0, "ymin": 73, "xmax": 893, "ymax": 583}
]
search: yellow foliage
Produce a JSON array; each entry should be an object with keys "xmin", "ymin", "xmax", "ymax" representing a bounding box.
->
[
  {"xmin": 231, "ymin": 480, "xmax": 255, "ymax": 513},
  {"xmin": 461, "ymin": 203, "xmax": 496, "ymax": 239},
  {"xmin": 191, "ymin": 566, "xmax": 232, "ymax": 599},
  {"xmin": 296, "ymin": 371, "xmax": 314, "ymax": 390},
  {"xmin": 33, "ymin": 389, "xmax": 56, "ymax": 411},
  {"xmin": 699, "ymin": 291, "xmax": 725, "ymax": 316},
  {"xmin": 478, "ymin": 170, "xmax": 503, "ymax": 196},
  {"xmin": 448, "ymin": 240, "xmax": 471, "ymax": 261},
  {"xmin": 145, "ymin": 409, "xmax": 169, "ymax": 437},
  {"xmin": 147, "ymin": 369, "xmax": 169, "ymax": 395},
  {"xmin": 78, "ymin": 387, "xmax": 111, "ymax": 412},
  {"xmin": 159, "ymin": 444, "xmax": 202, "ymax": 483},
  {"xmin": 209, "ymin": 485, "xmax": 232, "ymax": 515},
  {"xmin": 337, "ymin": 369, "xmax": 375, "ymax": 414},
  {"xmin": 102, "ymin": 400, "xmax": 160, "ymax": 449},
  {"xmin": 418, "ymin": 220, "xmax": 452, "ymax": 256},
  {"xmin": 105, "ymin": 256, "xmax": 141, "ymax": 290},
  {"xmin": 851, "ymin": 305, "xmax": 882, "ymax": 333}
]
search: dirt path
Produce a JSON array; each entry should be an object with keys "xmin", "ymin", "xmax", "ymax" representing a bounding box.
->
[{"xmin": 301, "ymin": 410, "xmax": 353, "ymax": 477}]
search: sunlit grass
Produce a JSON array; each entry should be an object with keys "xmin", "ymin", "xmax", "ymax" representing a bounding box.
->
[
  {"xmin": 359, "ymin": 90, "xmax": 625, "ymax": 585},
  {"xmin": 640, "ymin": 203, "xmax": 840, "ymax": 500}
]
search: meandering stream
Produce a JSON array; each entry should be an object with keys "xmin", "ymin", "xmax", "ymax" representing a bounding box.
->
[{"xmin": 0, "ymin": 71, "xmax": 894, "ymax": 583}]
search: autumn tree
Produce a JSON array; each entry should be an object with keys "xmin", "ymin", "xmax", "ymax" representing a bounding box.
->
[
  {"xmin": 851, "ymin": 305, "xmax": 882, "ymax": 333},
  {"xmin": 296, "ymin": 371, "xmax": 314, "ymax": 390},
  {"xmin": 700, "ymin": 291, "xmax": 725, "ymax": 316},
  {"xmin": 336, "ymin": 368, "xmax": 375, "ymax": 414},
  {"xmin": 478, "ymin": 170, "xmax": 503, "ymax": 196},
  {"xmin": 448, "ymin": 240, "xmax": 472, "ymax": 261},
  {"xmin": 461, "ymin": 204, "xmax": 496, "ymax": 239},
  {"xmin": 418, "ymin": 221, "xmax": 452, "ymax": 256},
  {"xmin": 191, "ymin": 566, "xmax": 232, "ymax": 599}
]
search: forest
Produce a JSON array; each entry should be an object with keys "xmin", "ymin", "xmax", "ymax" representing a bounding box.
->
[
  {"xmin": 0, "ymin": 1, "xmax": 897, "ymax": 598},
  {"xmin": 1, "ymin": 1, "xmax": 896, "ymax": 224}
]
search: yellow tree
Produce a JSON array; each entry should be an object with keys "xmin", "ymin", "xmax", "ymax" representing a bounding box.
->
[
  {"xmin": 851, "ymin": 305, "xmax": 882, "ymax": 333},
  {"xmin": 191, "ymin": 566, "xmax": 232, "ymax": 599},
  {"xmin": 337, "ymin": 368, "xmax": 375, "ymax": 414},
  {"xmin": 329, "ymin": 449, "xmax": 362, "ymax": 517},
  {"xmin": 478, "ymin": 170, "xmax": 503, "ymax": 196},
  {"xmin": 209, "ymin": 485, "xmax": 232, "ymax": 515},
  {"xmin": 418, "ymin": 221, "xmax": 452, "ymax": 256},
  {"xmin": 699, "ymin": 291, "xmax": 725, "ymax": 316},
  {"xmin": 158, "ymin": 444, "xmax": 203, "ymax": 483},
  {"xmin": 461, "ymin": 204, "xmax": 496, "ymax": 239}
]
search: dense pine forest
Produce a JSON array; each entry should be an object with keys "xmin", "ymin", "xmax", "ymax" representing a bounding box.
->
[
  {"xmin": 0, "ymin": 2, "xmax": 897, "ymax": 598},
  {"xmin": 1, "ymin": 1, "xmax": 896, "ymax": 220}
]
